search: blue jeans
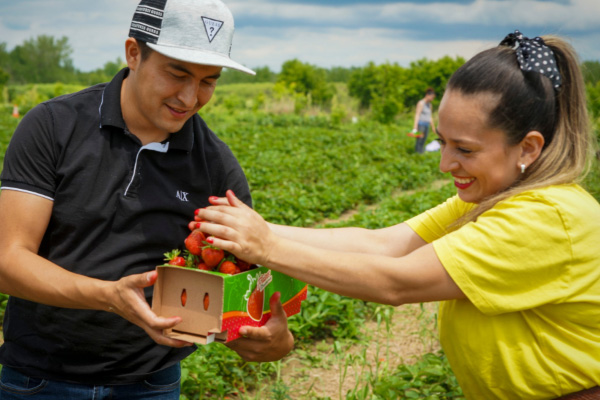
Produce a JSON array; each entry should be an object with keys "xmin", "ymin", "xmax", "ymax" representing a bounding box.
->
[
  {"xmin": 0, "ymin": 364, "xmax": 180, "ymax": 400},
  {"xmin": 415, "ymin": 122, "xmax": 430, "ymax": 154}
]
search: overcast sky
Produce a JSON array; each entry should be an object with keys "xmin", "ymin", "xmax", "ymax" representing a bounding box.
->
[{"xmin": 1, "ymin": 0, "xmax": 599, "ymax": 73}]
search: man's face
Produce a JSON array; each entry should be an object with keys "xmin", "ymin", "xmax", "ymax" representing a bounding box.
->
[{"xmin": 127, "ymin": 46, "xmax": 222, "ymax": 137}]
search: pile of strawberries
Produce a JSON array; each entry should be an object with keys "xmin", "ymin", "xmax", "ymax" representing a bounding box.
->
[{"xmin": 163, "ymin": 210, "xmax": 256, "ymax": 275}]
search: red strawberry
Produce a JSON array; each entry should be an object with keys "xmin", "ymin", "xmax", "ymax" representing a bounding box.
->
[
  {"xmin": 164, "ymin": 250, "xmax": 186, "ymax": 267},
  {"xmin": 202, "ymin": 247, "xmax": 224, "ymax": 268},
  {"xmin": 236, "ymin": 258, "xmax": 251, "ymax": 272},
  {"xmin": 185, "ymin": 229, "xmax": 206, "ymax": 256},
  {"xmin": 197, "ymin": 262, "xmax": 212, "ymax": 271},
  {"xmin": 203, "ymin": 293, "xmax": 210, "ymax": 310},
  {"xmin": 218, "ymin": 260, "xmax": 237, "ymax": 275},
  {"xmin": 181, "ymin": 289, "xmax": 187, "ymax": 307},
  {"xmin": 169, "ymin": 257, "xmax": 186, "ymax": 267}
]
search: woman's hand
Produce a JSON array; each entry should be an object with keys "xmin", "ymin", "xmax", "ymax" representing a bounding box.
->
[{"xmin": 196, "ymin": 190, "xmax": 278, "ymax": 266}]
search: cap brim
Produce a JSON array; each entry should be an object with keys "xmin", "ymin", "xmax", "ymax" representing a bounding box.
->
[{"xmin": 147, "ymin": 43, "xmax": 255, "ymax": 75}]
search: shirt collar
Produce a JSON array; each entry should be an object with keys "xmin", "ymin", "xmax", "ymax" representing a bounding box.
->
[{"xmin": 99, "ymin": 67, "xmax": 194, "ymax": 152}]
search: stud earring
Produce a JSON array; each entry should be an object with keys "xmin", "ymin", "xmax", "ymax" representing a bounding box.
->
[{"xmin": 520, "ymin": 164, "xmax": 526, "ymax": 174}]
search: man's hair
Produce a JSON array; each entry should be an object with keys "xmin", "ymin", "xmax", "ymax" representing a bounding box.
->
[
  {"xmin": 446, "ymin": 35, "xmax": 594, "ymax": 225},
  {"xmin": 425, "ymin": 88, "xmax": 435, "ymax": 96},
  {"xmin": 137, "ymin": 40, "xmax": 154, "ymax": 62}
]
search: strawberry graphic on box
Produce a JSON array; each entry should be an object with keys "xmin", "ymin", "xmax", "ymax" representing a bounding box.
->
[{"xmin": 152, "ymin": 265, "xmax": 308, "ymax": 344}]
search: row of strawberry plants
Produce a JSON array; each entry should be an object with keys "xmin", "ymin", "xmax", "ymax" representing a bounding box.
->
[{"xmin": 202, "ymin": 111, "xmax": 446, "ymax": 226}]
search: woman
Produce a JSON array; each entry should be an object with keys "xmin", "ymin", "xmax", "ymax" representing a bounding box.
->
[
  {"xmin": 410, "ymin": 87, "xmax": 436, "ymax": 153},
  {"xmin": 196, "ymin": 31, "xmax": 600, "ymax": 399}
]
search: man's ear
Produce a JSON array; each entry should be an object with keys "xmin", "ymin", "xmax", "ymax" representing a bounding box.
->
[
  {"xmin": 519, "ymin": 131, "xmax": 545, "ymax": 168},
  {"xmin": 124, "ymin": 38, "xmax": 142, "ymax": 71}
]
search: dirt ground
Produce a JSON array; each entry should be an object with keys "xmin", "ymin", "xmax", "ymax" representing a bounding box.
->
[{"xmin": 277, "ymin": 302, "xmax": 441, "ymax": 399}]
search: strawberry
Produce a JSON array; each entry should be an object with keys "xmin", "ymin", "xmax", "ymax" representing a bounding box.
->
[
  {"xmin": 203, "ymin": 293, "xmax": 210, "ymax": 310},
  {"xmin": 164, "ymin": 250, "xmax": 186, "ymax": 267},
  {"xmin": 201, "ymin": 246, "xmax": 224, "ymax": 268},
  {"xmin": 181, "ymin": 289, "xmax": 187, "ymax": 307},
  {"xmin": 185, "ymin": 229, "xmax": 206, "ymax": 256},
  {"xmin": 218, "ymin": 260, "xmax": 238, "ymax": 275},
  {"xmin": 235, "ymin": 258, "xmax": 251, "ymax": 272},
  {"xmin": 197, "ymin": 262, "xmax": 212, "ymax": 271}
]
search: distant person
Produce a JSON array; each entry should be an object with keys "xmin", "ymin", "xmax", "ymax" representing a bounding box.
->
[
  {"xmin": 0, "ymin": 0, "xmax": 293, "ymax": 398},
  {"xmin": 410, "ymin": 87, "xmax": 436, "ymax": 154},
  {"xmin": 198, "ymin": 30, "xmax": 600, "ymax": 399}
]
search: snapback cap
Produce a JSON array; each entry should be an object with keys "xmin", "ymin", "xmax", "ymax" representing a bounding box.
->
[{"xmin": 129, "ymin": 0, "xmax": 255, "ymax": 75}]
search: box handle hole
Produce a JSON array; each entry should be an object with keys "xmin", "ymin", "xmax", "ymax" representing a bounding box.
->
[
  {"xmin": 203, "ymin": 292, "xmax": 210, "ymax": 311},
  {"xmin": 181, "ymin": 289, "xmax": 187, "ymax": 307}
]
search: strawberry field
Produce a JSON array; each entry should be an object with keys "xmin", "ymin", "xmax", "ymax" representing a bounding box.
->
[{"xmin": 1, "ymin": 81, "xmax": 599, "ymax": 399}]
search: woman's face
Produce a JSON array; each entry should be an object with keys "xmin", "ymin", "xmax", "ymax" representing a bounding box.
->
[{"xmin": 436, "ymin": 90, "xmax": 523, "ymax": 203}]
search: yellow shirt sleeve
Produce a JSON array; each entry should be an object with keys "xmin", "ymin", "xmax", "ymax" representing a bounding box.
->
[
  {"xmin": 405, "ymin": 195, "xmax": 474, "ymax": 243},
  {"xmin": 433, "ymin": 191, "xmax": 574, "ymax": 315}
]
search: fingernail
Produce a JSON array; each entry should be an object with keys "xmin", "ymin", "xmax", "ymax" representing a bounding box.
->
[
  {"xmin": 194, "ymin": 208, "xmax": 200, "ymax": 215},
  {"xmin": 239, "ymin": 327, "xmax": 247, "ymax": 336},
  {"xmin": 209, "ymin": 196, "xmax": 219, "ymax": 201},
  {"xmin": 206, "ymin": 237, "xmax": 214, "ymax": 244},
  {"xmin": 196, "ymin": 222, "xmax": 201, "ymax": 229}
]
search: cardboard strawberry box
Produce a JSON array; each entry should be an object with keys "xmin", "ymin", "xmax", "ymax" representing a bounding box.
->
[{"xmin": 152, "ymin": 265, "xmax": 308, "ymax": 344}]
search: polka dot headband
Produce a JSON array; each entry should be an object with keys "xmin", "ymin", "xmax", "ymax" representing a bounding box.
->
[{"xmin": 499, "ymin": 30, "xmax": 562, "ymax": 90}]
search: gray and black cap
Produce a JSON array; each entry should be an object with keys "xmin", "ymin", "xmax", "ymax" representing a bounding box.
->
[{"xmin": 129, "ymin": 0, "xmax": 255, "ymax": 75}]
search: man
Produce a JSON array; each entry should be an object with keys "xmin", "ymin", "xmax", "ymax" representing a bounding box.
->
[{"xmin": 0, "ymin": 0, "xmax": 293, "ymax": 398}]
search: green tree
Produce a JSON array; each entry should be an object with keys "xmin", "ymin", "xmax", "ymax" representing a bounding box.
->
[
  {"xmin": 219, "ymin": 66, "xmax": 277, "ymax": 85},
  {"xmin": 0, "ymin": 67, "xmax": 9, "ymax": 88},
  {"xmin": 348, "ymin": 61, "xmax": 406, "ymax": 123},
  {"xmin": 402, "ymin": 56, "xmax": 465, "ymax": 110},
  {"xmin": 347, "ymin": 61, "xmax": 383, "ymax": 109},
  {"xmin": 278, "ymin": 59, "xmax": 335, "ymax": 106},
  {"xmin": 0, "ymin": 42, "xmax": 9, "ymax": 70},
  {"xmin": 582, "ymin": 60, "xmax": 600, "ymax": 86},
  {"xmin": 8, "ymin": 35, "xmax": 75, "ymax": 83},
  {"xmin": 326, "ymin": 66, "xmax": 358, "ymax": 83}
]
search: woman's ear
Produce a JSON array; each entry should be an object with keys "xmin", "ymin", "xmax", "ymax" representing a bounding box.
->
[
  {"xmin": 124, "ymin": 38, "xmax": 142, "ymax": 71},
  {"xmin": 519, "ymin": 131, "xmax": 545, "ymax": 169}
]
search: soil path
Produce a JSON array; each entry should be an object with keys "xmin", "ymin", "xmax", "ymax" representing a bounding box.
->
[{"xmin": 279, "ymin": 302, "xmax": 440, "ymax": 399}]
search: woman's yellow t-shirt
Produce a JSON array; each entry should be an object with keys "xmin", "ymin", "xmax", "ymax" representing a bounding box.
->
[{"xmin": 406, "ymin": 184, "xmax": 600, "ymax": 400}]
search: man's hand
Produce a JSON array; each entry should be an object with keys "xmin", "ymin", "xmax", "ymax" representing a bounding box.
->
[
  {"xmin": 226, "ymin": 292, "xmax": 294, "ymax": 362},
  {"xmin": 109, "ymin": 270, "xmax": 194, "ymax": 348}
]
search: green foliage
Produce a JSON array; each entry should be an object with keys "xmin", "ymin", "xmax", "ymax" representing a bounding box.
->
[
  {"xmin": 289, "ymin": 288, "xmax": 376, "ymax": 343},
  {"xmin": 582, "ymin": 60, "xmax": 600, "ymax": 86},
  {"xmin": 6, "ymin": 35, "xmax": 75, "ymax": 84},
  {"xmin": 587, "ymin": 81, "xmax": 600, "ymax": 118},
  {"xmin": 219, "ymin": 66, "xmax": 278, "ymax": 85},
  {"xmin": 278, "ymin": 59, "xmax": 336, "ymax": 106},
  {"xmin": 402, "ymin": 56, "xmax": 465, "ymax": 109},
  {"xmin": 179, "ymin": 344, "xmax": 278, "ymax": 399},
  {"xmin": 368, "ymin": 352, "xmax": 465, "ymax": 400},
  {"xmin": 0, "ymin": 67, "xmax": 8, "ymax": 89},
  {"xmin": 347, "ymin": 56, "xmax": 464, "ymax": 123},
  {"xmin": 7, "ymin": 83, "xmax": 86, "ymax": 114}
]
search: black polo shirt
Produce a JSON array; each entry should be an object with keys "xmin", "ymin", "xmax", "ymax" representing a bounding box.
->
[{"xmin": 0, "ymin": 68, "xmax": 252, "ymax": 384}]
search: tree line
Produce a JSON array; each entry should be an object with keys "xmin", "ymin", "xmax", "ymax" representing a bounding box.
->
[{"xmin": 1, "ymin": 35, "xmax": 599, "ymax": 125}]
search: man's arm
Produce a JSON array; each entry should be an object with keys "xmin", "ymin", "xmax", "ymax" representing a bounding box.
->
[{"xmin": 0, "ymin": 189, "xmax": 192, "ymax": 348}]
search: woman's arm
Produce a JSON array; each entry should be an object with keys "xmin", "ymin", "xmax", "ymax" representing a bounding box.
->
[
  {"xmin": 413, "ymin": 100, "xmax": 424, "ymax": 130},
  {"xmin": 198, "ymin": 191, "xmax": 465, "ymax": 305},
  {"xmin": 267, "ymin": 222, "xmax": 427, "ymax": 258}
]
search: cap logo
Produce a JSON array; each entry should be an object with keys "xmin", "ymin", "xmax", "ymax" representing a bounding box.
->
[{"xmin": 201, "ymin": 17, "xmax": 224, "ymax": 43}]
